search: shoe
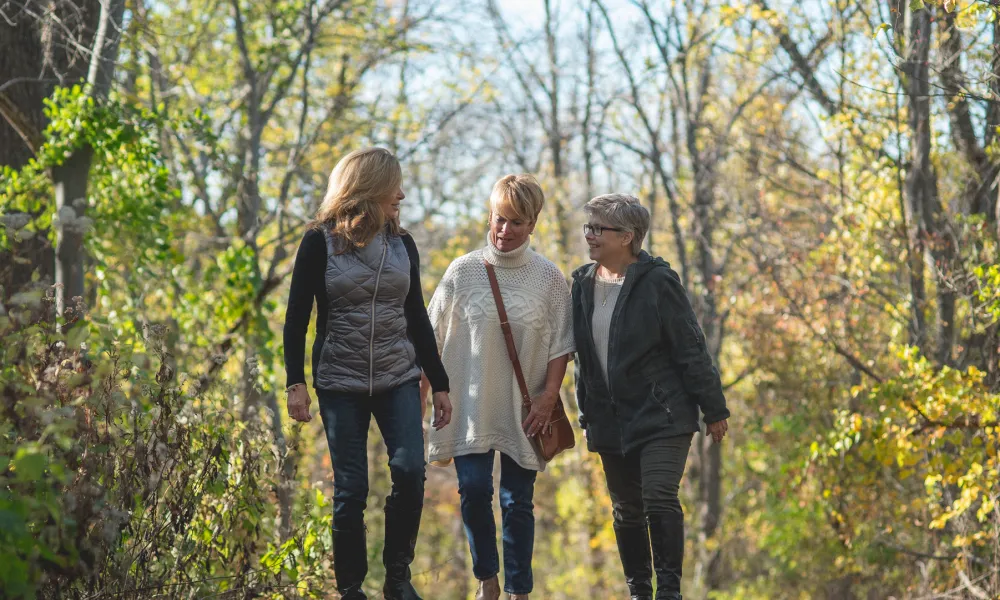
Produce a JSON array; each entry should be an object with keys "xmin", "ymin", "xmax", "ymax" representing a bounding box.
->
[
  {"xmin": 475, "ymin": 576, "xmax": 501, "ymax": 600},
  {"xmin": 383, "ymin": 581, "xmax": 421, "ymax": 600},
  {"xmin": 614, "ymin": 522, "xmax": 653, "ymax": 599},
  {"xmin": 647, "ymin": 513, "xmax": 684, "ymax": 600}
]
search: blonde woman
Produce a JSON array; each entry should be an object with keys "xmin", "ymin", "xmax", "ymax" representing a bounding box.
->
[
  {"xmin": 424, "ymin": 174, "xmax": 574, "ymax": 600},
  {"xmin": 283, "ymin": 147, "xmax": 452, "ymax": 600}
]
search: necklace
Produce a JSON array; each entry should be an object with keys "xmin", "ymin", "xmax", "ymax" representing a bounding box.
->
[{"xmin": 597, "ymin": 276, "xmax": 623, "ymax": 307}]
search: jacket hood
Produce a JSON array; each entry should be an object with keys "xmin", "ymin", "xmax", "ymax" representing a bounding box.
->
[{"xmin": 572, "ymin": 251, "xmax": 671, "ymax": 283}]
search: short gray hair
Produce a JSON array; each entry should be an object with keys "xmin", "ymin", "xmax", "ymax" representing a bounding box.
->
[{"xmin": 584, "ymin": 193, "xmax": 649, "ymax": 256}]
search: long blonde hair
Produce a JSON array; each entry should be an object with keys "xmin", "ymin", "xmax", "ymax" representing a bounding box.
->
[{"xmin": 313, "ymin": 147, "xmax": 402, "ymax": 253}]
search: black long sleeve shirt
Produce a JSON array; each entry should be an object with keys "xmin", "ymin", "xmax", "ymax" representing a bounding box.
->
[{"xmin": 282, "ymin": 228, "xmax": 449, "ymax": 393}]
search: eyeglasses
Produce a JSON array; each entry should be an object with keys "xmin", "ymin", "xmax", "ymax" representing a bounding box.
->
[{"xmin": 583, "ymin": 223, "xmax": 625, "ymax": 236}]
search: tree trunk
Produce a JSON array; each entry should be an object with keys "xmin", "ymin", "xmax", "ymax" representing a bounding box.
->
[
  {"xmin": 0, "ymin": 6, "xmax": 56, "ymax": 300},
  {"xmin": 690, "ymin": 153, "xmax": 725, "ymax": 596},
  {"xmin": 645, "ymin": 171, "xmax": 657, "ymax": 253},
  {"xmin": 899, "ymin": 3, "xmax": 934, "ymax": 358},
  {"xmin": 52, "ymin": 0, "xmax": 125, "ymax": 315},
  {"xmin": 903, "ymin": 6, "xmax": 955, "ymax": 365},
  {"xmin": 0, "ymin": 22, "xmax": 46, "ymax": 167},
  {"xmin": 582, "ymin": 0, "xmax": 596, "ymax": 211},
  {"xmin": 52, "ymin": 148, "xmax": 94, "ymax": 315},
  {"xmin": 543, "ymin": 0, "xmax": 570, "ymax": 256},
  {"xmin": 989, "ymin": 21, "xmax": 1000, "ymax": 237}
]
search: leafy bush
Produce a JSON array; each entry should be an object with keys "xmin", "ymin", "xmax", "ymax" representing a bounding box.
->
[
  {"xmin": 0, "ymin": 293, "xmax": 285, "ymax": 598},
  {"xmin": 0, "ymin": 86, "xmax": 336, "ymax": 599}
]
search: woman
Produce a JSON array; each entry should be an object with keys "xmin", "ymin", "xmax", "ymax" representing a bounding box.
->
[
  {"xmin": 571, "ymin": 194, "xmax": 730, "ymax": 600},
  {"xmin": 283, "ymin": 147, "xmax": 453, "ymax": 600},
  {"xmin": 425, "ymin": 174, "xmax": 574, "ymax": 600}
]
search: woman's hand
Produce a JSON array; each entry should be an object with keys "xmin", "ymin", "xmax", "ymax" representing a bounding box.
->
[
  {"xmin": 286, "ymin": 384, "xmax": 313, "ymax": 423},
  {"xmin": 431, "ymin": 391, "xmax": 452, "ymax": 430},
  {"xmin": 522, "ymin": 391, "xmax": 558, "ymax": 438},
  {"xmin": 706, "ymin": 418, "xmax": 728, "ymax": 443}
]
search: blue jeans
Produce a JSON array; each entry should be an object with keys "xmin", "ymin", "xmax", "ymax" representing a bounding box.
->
[
  {"xmin": 454, "ymin": 451, "xmax": 538, "ymax": 595},
  {"xmin": 317, "ymin": 380, "xmax": 426, "ymax": 542}
]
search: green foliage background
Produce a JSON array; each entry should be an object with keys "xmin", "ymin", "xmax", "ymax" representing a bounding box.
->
[{"xmin": 1, "ymin": 0, "xmax": 998, "ymax": 598}]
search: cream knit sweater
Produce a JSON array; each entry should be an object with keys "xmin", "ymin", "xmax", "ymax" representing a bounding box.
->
[{"xmin": 426, "ymin": 238, "xmax": 575, "ymax": 471}]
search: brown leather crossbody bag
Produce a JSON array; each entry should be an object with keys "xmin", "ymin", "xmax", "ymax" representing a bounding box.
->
[{"xmin": 484, "ymin": 261, "xmax": 575, "ymax": 462}]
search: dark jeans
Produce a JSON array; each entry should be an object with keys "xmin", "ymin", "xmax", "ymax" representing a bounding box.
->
[
  {"xmin": 454, "ymin": 451, "xmax": 538, "ymax": 595},
  {"xmin": 600, "ymin": 433, "xmax": 694, "ymax": 521},
  {"xmin": 317, "ymin": 380, "xmax": 426, "ymax": 544},
  {"xmin": 601, "ymin": 434, "xmax": 694, "ymax": 597}
]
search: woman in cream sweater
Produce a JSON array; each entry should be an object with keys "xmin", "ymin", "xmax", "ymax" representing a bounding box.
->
[{"xmin": 424, "ymin": 174, "xmax": 574, "ymax": 600}]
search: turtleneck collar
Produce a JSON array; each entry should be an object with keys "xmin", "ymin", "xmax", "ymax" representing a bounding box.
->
[{"xmin": 483, "ymin": 232, "xmax": 533, "ymax": 268}]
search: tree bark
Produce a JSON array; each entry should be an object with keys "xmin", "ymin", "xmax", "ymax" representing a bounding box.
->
[
  {"xmin": 581, "ymin": 0, "xmax": 597, "ymax": 209},
  {"xmin": 902, "ymin": 5, "xmax": 955, "ymax": 365},
  {"xmin": 543, "ymin": 0, "xmax": 569, "ymax": 255},
  {"xmin": 52, "ymin": 147, "xmax": 93, "ymax": 313},
  {"xmin": 689, "ymin": 92, "xmax": 725, "ymax": 599},
  {"xmin": 53, "ymin": 0, "xmax": 125, "ymax": 316},
  {"xmin": 992, "ymin": 21, "xmax": 1000, "ymax": 237},
  {"xmin": 0, "ymin": 5, "xmax": 56, "ymax": 300}
]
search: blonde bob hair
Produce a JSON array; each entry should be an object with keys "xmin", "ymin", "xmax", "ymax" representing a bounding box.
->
[
  {"xmin": 314, "ymin": 147, "xmax": 402, "ymax": 253},
  {"xmin": 488, "ymin": 174, "xmax": 545, "ymax": 222}
]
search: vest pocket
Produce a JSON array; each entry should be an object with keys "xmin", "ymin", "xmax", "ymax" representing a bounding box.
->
[
  {"xmin": 316, "ymin": 333, "xmax": 349, "ymax": 385},
  {"xmin": 405, "ymin": 339, "xmax": 417, "ymax": 368}
]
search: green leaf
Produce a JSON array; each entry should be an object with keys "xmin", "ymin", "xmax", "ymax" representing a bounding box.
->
[
  {"xmin": 303, "ymin": 529, "xmax": 316, "ymax": 555},
  {"xmin": 0, "ymin": 509, "xmax": 27, "ymax": 536},
  {"xmin": 13, "ymin": 448, "xmax": 47, "ymax": 481},
  {"xmin": 66, "ymin": 324, "xmax": 90, "ymax": 349}
]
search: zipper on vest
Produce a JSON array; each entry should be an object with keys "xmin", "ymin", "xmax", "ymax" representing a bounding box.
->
[{"xmin": 369, "ymin": 236, "xmax": 389, "ymax": 396}]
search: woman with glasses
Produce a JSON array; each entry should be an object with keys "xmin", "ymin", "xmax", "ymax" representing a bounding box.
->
[
  {"xmin": 571, "ymin": 194, "xmax": 730, "ymax": 600},
  {"xmin": 424, "ymin": 174, "xmax": 574, "ymax": 600}
]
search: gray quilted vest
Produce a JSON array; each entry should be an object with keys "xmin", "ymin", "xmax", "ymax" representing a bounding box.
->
[{"xmin": 315, "ymin": 229, "xmax": 420, "ymax": 395}]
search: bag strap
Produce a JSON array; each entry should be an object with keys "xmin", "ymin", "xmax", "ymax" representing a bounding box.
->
[{"xmin": 484, "ymin": 261, "xmax": 533, "ymax": 410}]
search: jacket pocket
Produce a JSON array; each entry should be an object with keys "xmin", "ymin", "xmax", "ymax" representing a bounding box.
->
[{"xmin": 647, "ymin": 382, "xmax": 675, "ymax": 424}]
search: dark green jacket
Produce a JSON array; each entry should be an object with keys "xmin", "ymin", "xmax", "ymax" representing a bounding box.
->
[{"xmin": 571, "ymin": 252, "xmax": 730, "ymax": 455}]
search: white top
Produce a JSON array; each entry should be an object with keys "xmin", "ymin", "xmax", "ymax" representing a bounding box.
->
[
  {"xmin": 591, "ymin": 275, "xmax": 624, "ymax": 382},
  {"xmin": 426, "ymin": 237, "xmax": 576, "ymax": 471}
]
